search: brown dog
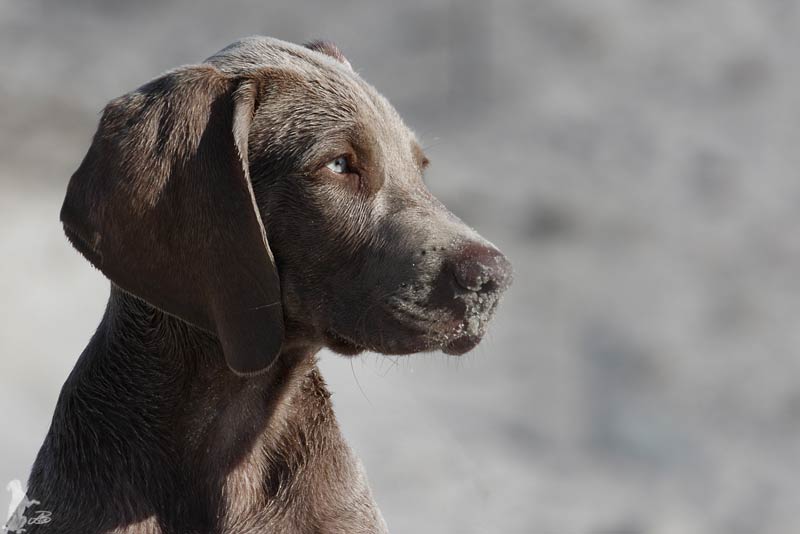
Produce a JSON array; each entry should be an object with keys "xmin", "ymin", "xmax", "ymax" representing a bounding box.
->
[{"xmin": 23, "ymin": 37, "xmax": 511, "ymax": 533}]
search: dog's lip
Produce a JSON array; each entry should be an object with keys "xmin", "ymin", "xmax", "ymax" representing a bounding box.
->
[
  {"xmin": 325, "ymin": 307, "xmax": 486, "ymax": 356},
  {"xmin": 386, "ymin": 304, "xmax": 485, "ymax": 355},
  {"xmin": 385, "ymin": 301, "xmax": 461, "ymax": 334}
]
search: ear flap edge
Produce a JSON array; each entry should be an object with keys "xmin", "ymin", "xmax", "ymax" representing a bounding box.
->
[{"xmin": 60, "ymin": 67, "xmax": 284, "ymax": 376}]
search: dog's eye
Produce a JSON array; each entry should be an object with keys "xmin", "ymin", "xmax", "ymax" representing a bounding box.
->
[{"xmin": 325, "ymin": 156, "xmax": 351, "ymax": 174}]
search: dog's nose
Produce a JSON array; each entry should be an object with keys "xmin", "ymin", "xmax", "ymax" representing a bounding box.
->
[{"xmin": 450, "ymin": 242, "xmax": 513, "ymax": 294}]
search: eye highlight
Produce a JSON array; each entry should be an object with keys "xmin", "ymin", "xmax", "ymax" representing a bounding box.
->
[{"xmin": 325, "ymin": 155, "xmax": 351, "ymax": 174}]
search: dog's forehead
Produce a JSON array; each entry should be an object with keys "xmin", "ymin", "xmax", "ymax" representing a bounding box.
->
[
  {"xmin": 207, "ymin": 37, "xmax": 418, "ymax": 154},
  {"xmin": 206, "ymin": 36, "xmax": 332, "ymax": 74}
]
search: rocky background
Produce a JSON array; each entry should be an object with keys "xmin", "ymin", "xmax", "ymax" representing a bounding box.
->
[{"xmin": 2, "ymin": 1, "xmax": 800, "ymax": 532}]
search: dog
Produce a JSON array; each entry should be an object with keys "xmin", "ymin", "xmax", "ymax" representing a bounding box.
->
[{"xmin": 20, "ymin": 37, "xmax": 512, "ymax": 533}]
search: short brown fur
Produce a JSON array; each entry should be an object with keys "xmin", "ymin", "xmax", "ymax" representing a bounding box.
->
[{"xmin": 20, "ymin": 37, "xmax": 512, "ymax": 533}]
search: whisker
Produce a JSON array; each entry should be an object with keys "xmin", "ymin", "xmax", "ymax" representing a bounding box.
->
[
  {"xmin": 350, "ymin": 358, "xmax": 372, "ymax": 406},
  {"xmin": 249, "ymin": 301, "xmax": 281, "ymax": 310},
  {"xmin": 380, "ymin": 355, "xmax": 400, "ymax": 377}
]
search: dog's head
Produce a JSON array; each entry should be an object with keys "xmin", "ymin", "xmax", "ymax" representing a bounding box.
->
[{"xmin": 61, "ymin": 37, "xmax": 512, "ymax": 375}]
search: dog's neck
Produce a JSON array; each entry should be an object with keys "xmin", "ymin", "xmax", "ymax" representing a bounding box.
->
[
  {"xmin": 103, "ymin": 285, "xmax": 322, "ymax": 473},
  {"xmin": 29, "ymin": 285, "xmax": 386, "ymax": 533}
]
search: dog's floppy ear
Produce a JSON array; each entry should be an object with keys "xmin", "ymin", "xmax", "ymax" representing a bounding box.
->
[{"xmin": 60, "ymin": 65, "xmax": 283, "ymax": 376}]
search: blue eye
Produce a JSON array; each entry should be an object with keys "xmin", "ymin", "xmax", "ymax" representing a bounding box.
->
[{"xmin": 325, "ymin": 156, "xmax": 350, "ymax": 174}]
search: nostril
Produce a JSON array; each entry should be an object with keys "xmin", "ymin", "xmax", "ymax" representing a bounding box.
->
[
  {"xmin": 451, "ymin": 243, "xmax": 513, "ymax": 294},
  {"xmin": 479, "ymin": 279, "xmax": 499, "ymax": 294}
]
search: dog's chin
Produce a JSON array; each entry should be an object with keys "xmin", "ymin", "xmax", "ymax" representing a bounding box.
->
[
  {"xmin": 325, "ymin": 319, "xmax": 486, "ymax": 357},
  {"xmin": 324, "ymin": 329, "xmax": 366, "ymax": 356},
  {"xmin": 324, "ymin": 327, "xmax": 430, "ymax": 356},
  {"xmin": 441, "ymin": 334, "xmax": 482, "ymax": 355}
]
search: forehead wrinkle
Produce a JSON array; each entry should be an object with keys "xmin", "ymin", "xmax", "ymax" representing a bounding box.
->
[
  {"xmin": 251, "ymin": 65, "xmax": 366, "ymax": 163},
  {"xmin": 348, "ymin": 81, "xmax": 419, "ymax": 182},
  {"xmin": 206, "ymin": 34, "xmax": 413, "ymax": 142},
  {"xmin": 211, "ymin": 35, "xmax": 419, "ymax": 179}
]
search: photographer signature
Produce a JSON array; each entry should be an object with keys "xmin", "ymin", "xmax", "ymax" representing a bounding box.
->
[
  {"xmin": 4, "ymin": 480, "xmax": 53, "ymax": 532},
  {"xmin": 25, "ymin": 511, "xmax": 52, "ymax": 526}
]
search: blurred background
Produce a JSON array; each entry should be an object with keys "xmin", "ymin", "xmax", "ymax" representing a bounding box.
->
[{"xmin": 2, "ymin": 1, "xmax": 799, "ymax": 532}]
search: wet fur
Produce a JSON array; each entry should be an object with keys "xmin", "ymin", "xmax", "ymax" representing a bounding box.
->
[
  {"xmin": 28, "ymin": 289, "xmax": 385, "ymax": 533},
  {"xmin": 22, "ymin": 37, "xmax": 509, "ymax": 533}
]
